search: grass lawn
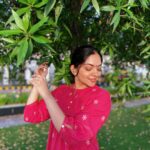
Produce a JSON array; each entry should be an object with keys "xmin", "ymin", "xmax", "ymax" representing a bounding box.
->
[{"xmin": 0, "ymin": 105, "xmax": 150, "ymax": 150}]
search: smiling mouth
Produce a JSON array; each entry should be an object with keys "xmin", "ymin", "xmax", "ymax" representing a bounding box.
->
[{"xmin": 90, "ymin": 79, "xmax": 97, "ymax": 82}]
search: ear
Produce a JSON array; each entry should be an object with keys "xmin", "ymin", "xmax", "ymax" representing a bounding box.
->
[{"xmin": 70, "ymin": 65, "xmax": 77, "ymax": 76}]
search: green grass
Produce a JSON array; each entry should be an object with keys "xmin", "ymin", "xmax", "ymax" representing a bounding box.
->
[
  {"xmin": 0, "ymin": 106, "xmax": 150, "ymax": 150},
  {"xmin": 98, "ymin": 106, "xmax": 150, "ymax": 150}
]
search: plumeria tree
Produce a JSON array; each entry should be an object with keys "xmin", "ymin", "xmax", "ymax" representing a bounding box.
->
[{"xmin": 0, "ymin": 0, "xmax": 149, "ymax": 97}]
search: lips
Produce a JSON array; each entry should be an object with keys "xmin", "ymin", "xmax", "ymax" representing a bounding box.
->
[{"xmin": 90, "ymin": 79, "xmax": 97, "ymax": 82}]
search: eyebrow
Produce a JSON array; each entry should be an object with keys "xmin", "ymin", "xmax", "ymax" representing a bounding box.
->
[{"xmin": 83, "ymin": 63, "xmax": 102, "ymax": 67}]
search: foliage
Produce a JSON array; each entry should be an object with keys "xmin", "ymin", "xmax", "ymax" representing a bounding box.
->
[
  {"xmin": 105, "ymin": 68, "xmax": 150, "ymax": 101},
  {"xmin": 0, "ymin": 0, "xmax": 149, "ymax": 65},
  {"xmin": 105, "ymin": 69, "xmax": 137, "ymax": 101},
  {"xmin": 53, "ymin": 52, "xmax": 71, "ymax": 85},
  {"xmin": 0, "ymin": 92, "xmax": 29, "ymax": 106},
  {"xmin": 0, "ymin": 105, "xmax": 150, "ymax": 149},
  {"xmin": 0, "ymin": 0, "xmax": 149, "ymax": 100}
]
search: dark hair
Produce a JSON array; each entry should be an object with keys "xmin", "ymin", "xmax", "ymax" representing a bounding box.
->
[
  {"xmin": 70, "ymin": 45, "xmax": 103, "ymax": 67},
  {"xmin": 69, "ymin": 45, "xmax": 103, "ymax": 83}
]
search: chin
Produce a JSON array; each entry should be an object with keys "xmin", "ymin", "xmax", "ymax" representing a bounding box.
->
[{"xmin": 87, "ymin": 82, "xmax": 96, "ymax": 87}]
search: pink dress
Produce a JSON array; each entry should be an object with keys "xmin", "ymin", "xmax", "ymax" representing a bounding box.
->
[{"xmin": 24, "ymin": 85, "xmax": 111, "ymax": 150}]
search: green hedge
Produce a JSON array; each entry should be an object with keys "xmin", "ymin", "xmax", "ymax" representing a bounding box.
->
[{"xmin": 0, "ymin": 93, "xmax": 29, "ymax": 106}]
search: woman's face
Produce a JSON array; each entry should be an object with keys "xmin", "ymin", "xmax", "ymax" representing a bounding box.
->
[{"xmin": 71, "ymin": 52, "xmax": 102, "ymax": 89}]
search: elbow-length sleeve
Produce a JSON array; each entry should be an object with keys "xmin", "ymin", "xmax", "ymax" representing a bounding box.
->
[
  {"xmin": 24, "ymin": 85, "xmax": 64, "ymax": 124},
  {"xmin": 24, "ymin": 99, "xmax": 50, "ymax": 123},
  {"xmin": 59, "ymin": 90, "xmax": 111, "ymax": 145}
]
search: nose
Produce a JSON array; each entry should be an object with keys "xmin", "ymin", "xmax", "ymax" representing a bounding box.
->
[{"xmin": 92, "ymin": 68, "xmax": 100, "ymax": 77}]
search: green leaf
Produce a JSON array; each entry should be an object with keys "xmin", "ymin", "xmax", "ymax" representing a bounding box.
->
[
  {"xmin": 124, "ymin": 9, "xmax": 143, "ymax": 27},
  {"xmin": 1, "ymin": 38, "xmax": 15, "ymax": 43},
  {"xmin": 55, "ymin": 3, "xmax": 63, "ymax": 23},
  {"xmin": 9, "ymin": 23, "xmax": 19, "ymax": 29},
  {"xmin": 143, "ymin": 53, "xmax": 150, "ymax": 59},
  {"xmin": 6, "ymin": 7, "xmax": 30, "ymax": 25},
  {"xmin": 10, "ymin": 45, "xmax": 20, "ymax": 59},
  {"xmin": 116, "ymin": 0, "xmax": 121, "ymax": 7},
  {"xmin": 12, "ymin": 10, "xmax": 26, "ymax": 31},
  {"xmin": 127, "ymin": 85, "xmax": 133, "ymax": 96},
  {"xmin": 91, "ymin": 0, "xmax": 100, "ymax": 15},
  {"xmin": 146, "ymin": 32, "xmax": 150, "ymax": 37},
  {"xmin": 80, "ymin": 0, "xmax": 90, "ymax": 13},
  {"xmin": 139, "ymin": 0, "xmax": 149, "ymax": 9},
  {"xmin": 119, "ymin": 84, "xmax": 126, "ymax": 95},
  {"xmin": 63, "ymin": 24, "xmax": 72, "ymax": 38},
  {"xmin": 138, "ymin": 40, "xmax": 146, "ymax": 46},
  {"xmin": 28, "ymin": 0, "xmax": 36, "ymax": 5},
  {"xmin": 18, "ymin": 0, "xmax": 29, "ymax": 5},
  {"xmin": 26, "ymin": 39, "xmax": 33, "ymax": 58},
  {"xmin": 22, "ymin": 12, "xmax": 30, "ymax": 31},
  {"xmin": 17, "ymin": 38, "xmax": 28, "ymax": 66},
  {"xmin": 110, "ymin": 10, "xmax": 120, "ymax": 32},
  {"xmin": 0, "ymin": 29, "xmax": 22, "ymax": 36},
  {"xmin": 44, "ymin": 0, "xmax": 56, "ymax": 16},
  {"xmin": 34, "ymin": 0, "xmax": 48, "ymax": 8},
  {"xmin": 31, "ymin": 35, "xmax": 50, "ymax": 43},
  {"xmin": 128, "ymin": 0, "xmax": 135, "ymax": 5},
  {"xmin": 100, "ymin": 5, "xmax": 116, "ymax": 12},
  {"xmin": 36, "ymin": 10, "xmax": 44, "ymax": 20},
  {"xmin": 140, "ymin": 45, "xmax": 150, "ymax": 55},
  {"xmin": 29, "ymin": 17, "xmax": 48, "ymax": 34}
]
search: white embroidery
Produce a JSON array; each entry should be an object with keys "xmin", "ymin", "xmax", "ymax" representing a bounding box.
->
[
  {"xmin": 75, "ymin": 95, "xmax": 78, "ymax": 98},
  {"xmin": 52, "ymin": 133, "xmax": 55, "ymax": 138},
  {"xmin": 69, "ymin": 92, "xmax": 73, "ymax": 96},
  {"xmin": 86, "ymin": 140, "xmax": 90, "ymax": 145},
  {"xmin": 25, "ymin": 117, "xmax": 29, "ymax": 121},
  {"xmin": 81, "ymin": 106, "xmax": 84, "ymax": 110},
  {"xmin": 101, "ymin": 115, "xmax": 105, "ymax": 121},
  {"xmin": 61, "ymin": 124, "xmax": 65, "ymax": 128},
  {"xmin": 93, "ymin": 99, "xmax": 99, "ymax": 104},
  {"xmin": 82, "ymin": 114, "xmax": 87, "ymax": 121},
  {"xmin": 92, "ymin": 88, "xmax": 96, "ymax": 92}
]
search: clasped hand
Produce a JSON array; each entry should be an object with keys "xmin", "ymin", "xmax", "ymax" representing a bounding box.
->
[{"xmin": 30, "ymin": 62, "xmax": 50, "ymax": 99}]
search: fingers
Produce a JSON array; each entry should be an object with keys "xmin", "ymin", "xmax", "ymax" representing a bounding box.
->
[
  {"xmin": 29, "ymin": 74, "xmax": 45, "ymax": 85},
  {"xmin": 35, "ymin": 62, "xmax": 48, "ymax": 76}
]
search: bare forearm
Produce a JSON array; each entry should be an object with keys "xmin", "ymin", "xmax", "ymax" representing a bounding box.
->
[
  {"xmin": 26, "ymin": 86, "xmax": 39, "ymax": 105},
  {"xmin": 43, "ymin": 93, "xmax": 65, "ymax": 132}
]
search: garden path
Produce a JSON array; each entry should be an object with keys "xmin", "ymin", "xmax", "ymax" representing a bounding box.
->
[{"xmin": 0, "ymin": 97, "xmax": 150, "ymax": 128}]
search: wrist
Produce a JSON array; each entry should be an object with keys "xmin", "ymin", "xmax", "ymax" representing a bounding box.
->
[{"xmin": 32, "ymin": 86, "xmax": 39, "ymax": 93}]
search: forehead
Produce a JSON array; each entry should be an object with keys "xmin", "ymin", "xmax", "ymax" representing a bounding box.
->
[{"xmin": 84, "ymin": 53, "xmax": 102, "ymax": 65}]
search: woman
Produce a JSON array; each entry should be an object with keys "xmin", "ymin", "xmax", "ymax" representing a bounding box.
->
[{"xmin": 24, "ymin": 45, "xmax": 111, "ymax": 150}]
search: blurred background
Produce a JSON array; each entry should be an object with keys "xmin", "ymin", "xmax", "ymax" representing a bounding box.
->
[{"xmin": 0, "ymin": 0, "xmax": 150, "ymax": 149}]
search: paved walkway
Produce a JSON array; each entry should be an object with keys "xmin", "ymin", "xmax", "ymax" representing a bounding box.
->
[{"xmin": 0, "ymin": 97, "xmax": 150, "ymax": 129}]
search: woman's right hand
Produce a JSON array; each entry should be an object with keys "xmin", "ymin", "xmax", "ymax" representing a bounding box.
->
[
  {"xmin": 35, "ymin": 62, "xmax": 48, "ymax": 79},
  {"xmin": 29, "ymin": 62, "xmax": 48, "ymax": 87}
]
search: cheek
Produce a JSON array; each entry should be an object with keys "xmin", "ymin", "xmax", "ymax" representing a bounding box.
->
[{"xmin": 77, "ymin": 70, "xmax": 89, "ymax": 79}]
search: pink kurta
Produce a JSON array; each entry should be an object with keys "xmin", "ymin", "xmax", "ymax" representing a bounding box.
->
[{"xmin": 24, "ymin": 85, "xmax": 111, "ymax": 150}]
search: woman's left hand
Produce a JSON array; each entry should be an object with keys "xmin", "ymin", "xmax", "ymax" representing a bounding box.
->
[{"xmin": 30, "ymin": 74, "xmax": 50, "ymax": 100}]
